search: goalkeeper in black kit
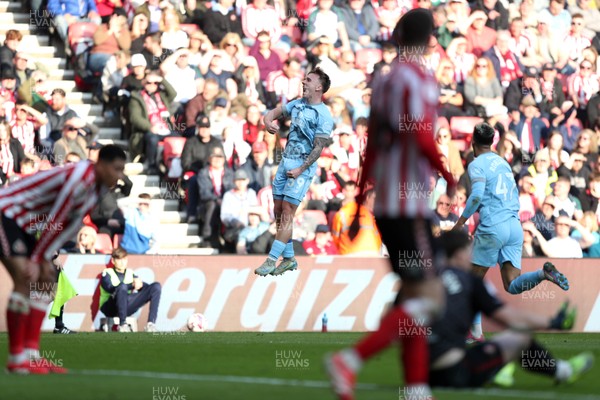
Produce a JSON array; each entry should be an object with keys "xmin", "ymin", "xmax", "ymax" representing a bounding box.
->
[{"xmin": 428, "ymin": 231, "xmax": 594, "ymax": 388}]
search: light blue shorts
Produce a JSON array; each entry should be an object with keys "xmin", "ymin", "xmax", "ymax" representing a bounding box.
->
[
  {"xmin": 472, "ymin": 217, "xmax": 523, "ymax": 269},
  {"xmin": 272, "ymin": 157, "xmax": 317, "ymax": 206}
]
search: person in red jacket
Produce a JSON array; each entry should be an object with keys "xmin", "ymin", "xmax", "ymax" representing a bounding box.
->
[{"xmin": 302, "ymin": 224, "xmax": 338, "ymax": 255}]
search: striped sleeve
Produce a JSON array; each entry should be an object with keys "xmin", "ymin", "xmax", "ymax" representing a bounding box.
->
[{"xmin": 31, "ymin": 163, "xmax": 98, "ymax": 263}]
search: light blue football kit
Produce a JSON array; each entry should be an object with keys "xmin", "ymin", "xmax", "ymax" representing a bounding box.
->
[{"xmin": 272, "ymin": 98, "xmax": 334, "ymax": 206}]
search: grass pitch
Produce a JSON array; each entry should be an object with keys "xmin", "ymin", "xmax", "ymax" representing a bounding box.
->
[{"xmin": 0, "ymin": 332, "xmax": 599, "ymax": 400}]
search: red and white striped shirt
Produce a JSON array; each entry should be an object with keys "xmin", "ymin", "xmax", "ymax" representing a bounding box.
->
[
  {"xmin": 509, "ymin": 33, "xmax": 532, "ymax": 58},
  {"xmin": 564, "ymin": 34, "xmax": 591, "ymax": 62},
  {"xmin": 10, "ymin": 120, "xmax": 36, "ymax": 155},
  {"xmin": 569, "ymin": 73, "xmax": 600, "ymax": 106},
  {"xmin": 0, "ymin": 143, "xmax": 14, "ymax": 177},
  {"xmin": 241, "ymin": 4, "xmax": 282, "ymax": 42},
  {"xmin": 358, "ymin": 61, "xmax": 455, "ymax": 218},
  {"xmin": 0, "ymin": 161, "xmax": 101, "ymax": 262}
]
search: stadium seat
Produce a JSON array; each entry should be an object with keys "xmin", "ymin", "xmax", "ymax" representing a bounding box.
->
[
  {"xmin": 95, "ymin": 233, "xmax": 114, "ymax": 254},
  {"xmin": 113, "ymin": 234, "xmax": 123, "ymax": 249},
  {"xmin": 180, "ymin": 24, "xmax": 199, "ymax": 35},
  {"xmin": 450, "ymin": 116, "xmax": 484, "ymax": 138},
  {"xmin": 355, "ymin": 49, "xmax": 383, "ymax": 73},
  {"xmin": 163, "ymin": 137, "xmax": 187, "ymax": 170},
  {"xmin": 82, "ymin": 214, "xmax": 98, "ymax": 231},
  {"xmin": 67, "ymin": 22, "xmax": 97, "ymax": 55}
]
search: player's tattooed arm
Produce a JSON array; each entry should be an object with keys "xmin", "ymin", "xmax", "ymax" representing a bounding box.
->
[{"xmin": 300, "ymin": 137, "xmax": 331, "ymax": 172}]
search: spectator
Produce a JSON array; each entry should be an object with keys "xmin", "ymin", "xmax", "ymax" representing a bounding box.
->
[
  {"xmin": 306, "ymin": 35, "xmax": 339, "ymax": 74},
  {"xmin": 331, "ymin": 188, "xmax": 381, "ymax": 255},
  {"xmin": 569, "ymin": 60, "xmax": 599, "ymax": 122},
  {"xmin": 564, "ymin": 14, "xmax": 592, "ymax": 73},
  {"xmin": 136, "ymin": 0, "xmax": 173, "ymax": 34},
  {"xmin": 238, "ymin": 104, "xmax": 264, "ymax": 146},
  {"xmin": 581, "ymin": 46, "xmax": 599, "ymax": 75},
  {"xmin": 17, "ymin": 70, "xmax": 50, "ymax": 111},
  {"xmin": 90, "ymin": 172, "xmax": 132, "ymax": 237},
  {"xmin": 236, "ymin": 209, "xmax": 270, "ymax": 254},
  {"xmin": 96, "ymin": 0, "xmax": 123, "ymax": 21},
  {"xmin": 128, "ymin": 71, "xmax": 177, "ymax": 173},
  {"xmin": 201, "ymin": 0, "xmax": 243, "ymax": 45},
  {"xmin": 130, "ymin": 11, "xmax": 151, "ymax": 54},
  {"xmin": 445, "ymin": 36, "xmax": 476, "ymax": 85},
  {"xmin": 496, "ymin": 130, "xmax": 524, "ymax": 176},
  {"xmin": 432, "ymin": 193, "xmax": 459, "ymax": 233},
  {"xmin": 233, "ymin": 56, "xmax": 267, "ymax": 109},
  {"xmin": 580, "ymin": 172, "xmax": 600, "ymax": 212},
  {"xmin": 570, "ymin": 0, "xmax": 600, "ymax": 36},
  {"xmin": 0, "ymin": 67, "xmax": 17, "ymax": 121},
  {"xmin": 45, "ymin": 89, "xmax": 97, "ymax": 144},
  {"xmin": 322, "ymin": 50, "xmax": 366, "ymax": 103},
  {"xmin": 257, "ymin": 166, "xmax": 278, "ymax": 220},
  {"xmin": 537, "ymin": 130, "xmax": 569, "ymax": 171},
  {"xmin": 209, "ymin": 97, "xmax": 235, "ymax": 140},
  {"xmin": 65, "ymin": 226, "xmax": 99, "ymax": 254},
  {"xmin": 518, "ymin": 0, "xmax": 538, "ymax": 32},
  {"xmin": 587, "ymin": 83, "xmax": 600, "ymax": 128},
  {"xmin": 11, "ymin": 52, "xmax": 38, "ymax": 90},
  {"xmin": 249, "ymin": 31, "xmax": 283, "ymax": 82},
  {"xmin": 521, "ymin": 221, "xmax": 543, "ymax": 257},
  {"xmin": 204, "ymin": 53, "xmax": 237, "ymax": 99},
  {"xmin": 184, "ymin": 78, "xmax": 224, "ymax": 136},
  {"xmin": 266, "ymin": 57, "xmax": 303, "ymax": 109},
  {"xmin": 221, "ymin": 123, "xmax": 251, "ymax": 169},
  {"xmin": 372, "ymin": 42, "xmax": 398, "ymax": 78},
  {"xmin": 197, "ymin": 147, "xmax": 235, "ymax": 245},
  {"xmin": 160, "ymin": 8, "xmax": 189, "ymax": 52},
  {"xmin": 327, "ymin": 97, "xmax": 353, "ymax": 128},
  {"xmin": 530, "ymin": 195, "xmax": 557, "ymax": 240},
  {"xmin": 518, "ymin": 172, "xmax": 538, "ymax": 221},
  {"xmin": 53, "ymin": 119, "xmax": 89, "ymax": 165},
  {"xmin": 331, "ymin": 128, "xmax": 360, "ymax": 178},
  {"xmin": 87, "ymin": 140, "xmax": 103, "ymax": 162},
  {"xmin": 573, "ymin": 129, "xmax": 598, "ymax": 166},
  {"xmin": 241, "ymin": 0, "xmax": 282, "ymax": 48},
  {"xmin": 100, "ymin": 50, "xmax": 130, "ymax": 109},
  {"xmin": 376, "ymin": 0, "xmax": 403, "ymax": 43},
  {"xmin": 160, "ymin": 48, "xmax": 202, "ymax": 105},
  {"xmin": 571, "ymin": 211, "xmax": 600, "ymax": 257},
  {"xmin": 508, "ymin": 17, "xmax": 537, "ymax": 68},
  {"xmin": 504, "ymin": 66, "xmax": 542, "ymax": 114},
  {"xmin": 120, "ymin": 194, "xmax": 160, "ymax": 254},
  {"xmin": 527, "ymin": 151, "xmax": 559, "ymax": 204},
  {"xmin": 306, "ymin": 0, "xmax": 350, "ymax": 49},
  {"xmin": 482, "ymin": 30, "xmax": 523, "ymax": 90},
  {"xmin": 558, "ymin": 151, "xmax": 591, "ymax": 197},
  {"xmin": 218, "ymin": 33, "xmax": 244, "ymax": 72},
  {"xmin": 302, "ymin": 224, "xmax": 338, "ymax": 255},
  {"xmin": 0, "ymin": 121, "xmax": 25, "ymax": 179},
  {"xmin": 538, "ymin": 0, "xmax": 572, "ymax": 43},
  {"xmin": 452, "ymin": 184, "xmax": 477, "ymax": 235},
  {"xmin": 552, "ymin": 175, "xmax": 584, "ymax": 220},
  {"xmin": 0, "ymin": 30, "xmax": 22, "ymax": 71},
  {"xmin": 99, "ymin": 247, "xmax": 162, "ymax": 332},
  {"xmin": 11, "ymin": 101, "xmax": 48, "ymax": 156},
  {"xmin": 463, "ymin": 56, "xmax": 504, "ymax": 118},
  {"xmin": 530, "ymin": 214, "xmax": 583, "ymax": 257},
  {"xmin": 89, "ymin": 8, "xmax": 131, "ymax": 74},
  {"xmin": 338, "ymin": 0, "xmax": 380, "ymax": 52},
  {"xmin": 534, "ymin": 14, "xmax": 569, "ymax": 74},
  {"xmin": 141, "ymin": 32, "xmax": 171, "ymax": 70},
  {"xmin": 435, "ymin": 127, "xmax": 464, "ymax": 181},
  {"xmin": 120, "ymin": 54, "xmax": 147, "ymax": 96},
  {"xmin": 436, "ymin": 58, "xmax": 465, "ymax": 119},
  {"xmin": 220, "ymin": 169, "xmax": 259, "ymax": 247},
  {"xmin": 508, "ymin": 95, "xmax": 547, "ymax": 160},
  {"xmin": 47, "ymin": 0, "xmax": 101, "ymax": 43},
  {"xmin": 473, "ymin": 0, "xmax": 508, "ymax": 31},
  {"xmin": 462, "ymin": 10, "xmax": 497, "ymax": 58},
  {"xmin": 240, "ymin": 141, "xmax": 274, "ymax": 193},
  {"xmin": 538, "ymin": 63, "xmax": 566, "ymax": 120}
]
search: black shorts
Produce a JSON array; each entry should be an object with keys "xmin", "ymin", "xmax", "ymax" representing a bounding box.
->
[
  {"xmin": 429, "ymin": 342, "xmax": 505, "ymax": 388},
  {"xmin": 0, "ymin": 214, "xmax": 36, "ymax": 259},
  {"xmin": 377, "ymin": 216, "xmax": 441, "ymax": 283}
]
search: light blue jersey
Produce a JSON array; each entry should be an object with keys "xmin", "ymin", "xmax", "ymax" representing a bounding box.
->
[
  {"xmin": 272, "ymin": 98, "xmax": 334, "ymax": 205},
  {"xmin": 281, "ymin": 98, "xmax": 334, "ymax": 159},
  {"xmin": 464, "ymin": 152, "xmax": 523, "ymax": 269},
  {"xmin": 465, "ymin": 152, "xmax": 520, "ymax": 228}
]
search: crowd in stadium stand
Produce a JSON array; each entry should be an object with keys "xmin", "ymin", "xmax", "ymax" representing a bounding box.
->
[{"xmin": 1, "ymin": 0, "xmax": 600, "ymax": 257}]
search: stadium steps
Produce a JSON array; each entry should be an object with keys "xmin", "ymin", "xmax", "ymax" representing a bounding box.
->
[{"xmin": 6, "ymin": 1, "xmax": 207, "ymax": 251}]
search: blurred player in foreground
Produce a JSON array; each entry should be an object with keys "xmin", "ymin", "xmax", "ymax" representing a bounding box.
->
[
  {"xmin": 429, "ymin": 230, "xmax": 593, "ymax": 388},
  {"xmin": 325, "ymin": 9, "xmax": 456, "ymax": 400},
  {"xmin": 452, "ymin": 123, "xmax": 569, "ymax": 342},
  {"xmin": 254, "ymin": 68, "xmax": 334, "ymax": 277},
  {"xmin": 0, "ymin": 145, "xmax": 126, "ymax": 374}
]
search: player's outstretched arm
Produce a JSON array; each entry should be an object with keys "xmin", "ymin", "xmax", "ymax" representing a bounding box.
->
[{"xmin": 264, "ymin": 106, "xmax": 285, "ymax": 135}]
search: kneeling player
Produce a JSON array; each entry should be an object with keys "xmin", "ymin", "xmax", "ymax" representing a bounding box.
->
[
  {"xmin": 428, "ymin": 231, "xmax": 593, "ymax": 388},
  {"xmin": 0, "ymin": 145, "xmax": 126, "ymax": 374}
]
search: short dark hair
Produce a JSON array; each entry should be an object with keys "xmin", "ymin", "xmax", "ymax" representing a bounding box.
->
[
  {"xmin": 309, "ymin": 67, "xmax": 331, "ymax": 94},
  {"xmin": 355, "ymin": 117, "xmax": 368, "ymax": 127},
  {"xmin": 112, "ymin": 246, "xmax": 128, "ymax": 259},
  {"xmin": 344, "ymin": 180, "xmax": 357, "ymax": 188},
  {"xmin": 51, "ymin": 88, "xmax": 66, "ymax": 97},
  {"xmin": 285, "ymin": 57, "xmax": 301, "ymax": 66},
  {"xmin": 473, "ymin": 123, "xmax": 495, "ymax": 146},
  {"xmin": 440, "ymin": 230, "xmax": 471, "ymax": 259},
  {"xmin": 139, "ymin": 193, "xmax": 152, "ymax": 200},
  {"xmin": 98, "ymin": 144, "xmax": 127, "ymax": 163},
  {"xmin": 393, "ymin": 8, "xmax": 434, "ymax": 47},
  {"xmin": 556, "ymin": 175, "xmax": 571, "ymax": 185}
]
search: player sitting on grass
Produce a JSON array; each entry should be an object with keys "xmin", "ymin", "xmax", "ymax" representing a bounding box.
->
[
  {"xmin": 254, "ymin": 68, "xmax": 334, "ymax": 277},
  {"xmin": 0, "ymin": 145, "xmax": 126, "ymax": 374},
  {"xmin": 429, "ymin": 230, "xmax": 593, "ymax": 388},
  {"xmin": 452, "ymin": 123, "xmax": 569, "ymax": 342}
]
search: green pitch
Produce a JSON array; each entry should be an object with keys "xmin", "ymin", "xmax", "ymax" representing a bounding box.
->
[{"xmin": 0, "ymin": 332, "xmax": 599, "ymax": 400}]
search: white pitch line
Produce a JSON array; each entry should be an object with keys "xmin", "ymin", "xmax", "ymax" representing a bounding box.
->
[{"xmin": 74, "ymin": 369, "xmax": 600, "ymax": 400}]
